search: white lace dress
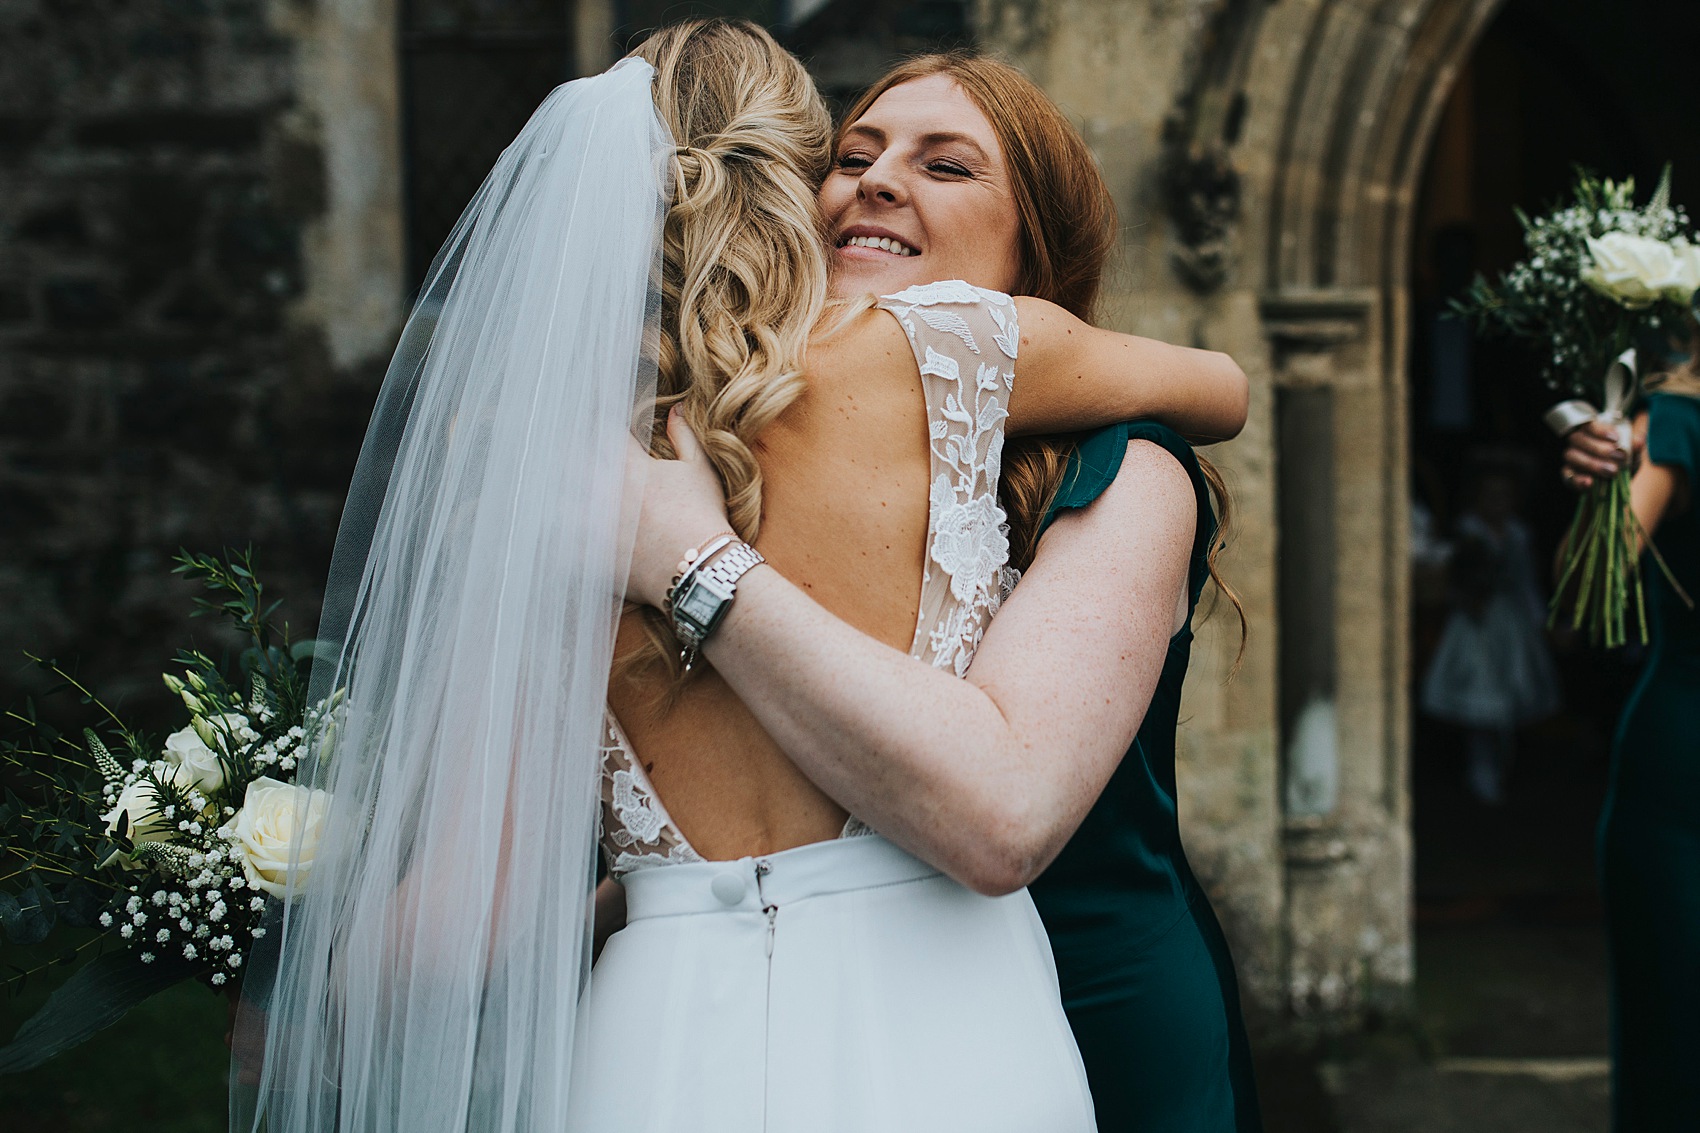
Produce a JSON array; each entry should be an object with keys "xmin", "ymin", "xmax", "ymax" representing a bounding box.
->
[{"xmin": 566, "ymin": 284, "xmax": 1097, "ymax": 1132}]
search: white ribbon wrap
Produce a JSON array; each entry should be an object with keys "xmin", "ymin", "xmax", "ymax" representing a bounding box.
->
[{"xmin": 1544, "ymin": 347, "xmax": 1638, "ymax": 449}]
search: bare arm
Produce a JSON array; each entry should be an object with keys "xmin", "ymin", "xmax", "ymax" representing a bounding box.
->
[
  {"xmin": 628, "ymin": 413, "xmax": 1196, "ymax": 895},
  {"xmin": 1630, "ymin": 450, "xmax": 1683, "ymax": 552},
  {"xmin": 1008, "ymin": 296, "xmax": 1248, "ymax": 443}
]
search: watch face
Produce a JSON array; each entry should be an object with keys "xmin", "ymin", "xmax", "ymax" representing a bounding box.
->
[{"xmin": 679, "ymin": 583, "xmax": 721, "ymax": 625}]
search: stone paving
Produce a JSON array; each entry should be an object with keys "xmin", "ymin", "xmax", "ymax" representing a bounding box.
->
[
  {"xmin": 1258, "ymin": 700, "xmax": 1617, "ymax": 1133},
  {"xmin": 1323, "ymin": 1050, "xmax": 1609, "ymax": 1133}
]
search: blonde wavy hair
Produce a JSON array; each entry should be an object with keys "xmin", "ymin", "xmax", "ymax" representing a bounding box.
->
[{"xmin": 624, "ymin": 20, "xmax": 834, "ymax": 685}]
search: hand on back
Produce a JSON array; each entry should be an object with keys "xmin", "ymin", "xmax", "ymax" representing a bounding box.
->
[{"xmin": 625, "ymin": 408, "xmax": 737, "ymax": 610}]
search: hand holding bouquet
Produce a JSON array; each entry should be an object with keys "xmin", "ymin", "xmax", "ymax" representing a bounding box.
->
[{"xmin": 1456, "ymin": 168, "xmax": 1700, "ymax": 646}]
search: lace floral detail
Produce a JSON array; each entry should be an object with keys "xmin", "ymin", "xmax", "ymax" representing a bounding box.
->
[
  {"xmin": 598, "ymin": 715, "xmax": 703, "ymax": 878},
  {"xmin": 878, "ymin": 282, "xmax": 1019, "ymax": 676},
  {"xmin": 595, "ymin": 282, "xmax": 1018, "ymax": 869}
]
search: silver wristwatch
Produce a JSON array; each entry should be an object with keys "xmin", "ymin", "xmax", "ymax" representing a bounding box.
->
[{"xmin": 669, "ymin": 541, "xmax": 766, "ymax": 670}]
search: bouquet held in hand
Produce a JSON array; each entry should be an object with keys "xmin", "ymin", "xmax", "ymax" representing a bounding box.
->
[{"xmin": 1456, "ymin": 168, "xmax": 1700, "ymax": 646}]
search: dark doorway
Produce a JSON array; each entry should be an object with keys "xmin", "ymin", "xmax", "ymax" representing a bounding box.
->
[
  {"xmin": 400, "ymin": 0, "xmax": 576, "ymax": 290},
  {"xmin": 1406, "ymin": 0, "xmax": 1700, "ymax": 1065}
]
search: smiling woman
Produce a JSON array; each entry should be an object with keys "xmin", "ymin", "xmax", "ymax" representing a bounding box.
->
[{"xmin": 825, "ymin": 73, "xmax": 1025, "ymax": 292}]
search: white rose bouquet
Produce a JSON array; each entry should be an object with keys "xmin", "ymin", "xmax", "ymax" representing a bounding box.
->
[
  {"xmin": 1456, "ymin": 168, "xmax": 1700, "ymax": 647},
  {"xmin": 0, "ymin": 550, "xmax": 340, "ymax": 1073}
]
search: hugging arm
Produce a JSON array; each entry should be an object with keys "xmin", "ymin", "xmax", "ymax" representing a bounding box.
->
[
  {"xmin": 629, "ymin": 415, "xmax": 1196, "ymax": 895},
  {"xmin": 1008, "ymin": 296, "xmax": 1248, "ymax": 443}
]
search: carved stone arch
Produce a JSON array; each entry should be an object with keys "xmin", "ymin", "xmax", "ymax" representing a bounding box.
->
[
  {"xmin": 1258, "ymin": 0, "xmax": 1506, "ymax": 1022},
  {"xmin": 1269, "ymin": 0, "xmax": 1504, "ymax": 295},
  {"xmin": 966, "ymin": 0, "xmax": 1530, "ymax": 1027}
]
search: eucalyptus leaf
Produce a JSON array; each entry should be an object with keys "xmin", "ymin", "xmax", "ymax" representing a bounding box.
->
[
  {"xmin": 12, "ymin": 882, "xmax": 55, "ymax": 945},
  {"xmin": 0, "ymin": 950, "xmax": 196, "ymax": 1074},
  {"xmin": 60, "ymin": 882, "xmax": 107, "ymax": 928}
]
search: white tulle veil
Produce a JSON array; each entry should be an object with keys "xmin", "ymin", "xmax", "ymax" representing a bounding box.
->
[{"xmin": 231, "ymin": 58, "xmax": 669, "ymax": 1133}]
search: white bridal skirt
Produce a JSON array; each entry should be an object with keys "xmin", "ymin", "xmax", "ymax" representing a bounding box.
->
[{"xmin": 567, "ymin": 834, "xmax": 1098, "ymax": 1132}]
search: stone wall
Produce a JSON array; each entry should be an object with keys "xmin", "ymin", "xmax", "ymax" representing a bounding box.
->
[
  {"xmin": 972, "ymin": 0, "xmax": 1525, "ymax": 1033},
  {"xmin": 0, "ymin": 0, "xmax": 396, "ymax": 730}
]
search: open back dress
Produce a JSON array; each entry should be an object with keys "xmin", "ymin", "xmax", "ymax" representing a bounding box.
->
[{"xmin": 566, "ymin": 282, "xmax": 1097, "ymax": 1132}]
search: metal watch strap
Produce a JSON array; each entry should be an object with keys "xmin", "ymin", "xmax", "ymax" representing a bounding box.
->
[
  {"xmin": 668, "ymin": 541, "xmax": 765, "ymax": 671},
  {"xmin": 696, "ymin": 541, "xmax": 764, "ymax": 593}
]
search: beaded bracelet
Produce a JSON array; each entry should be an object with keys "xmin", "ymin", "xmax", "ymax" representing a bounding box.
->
[{"xmin": 662, "ymin": 531, "xmax": 737, "ymax": 613}]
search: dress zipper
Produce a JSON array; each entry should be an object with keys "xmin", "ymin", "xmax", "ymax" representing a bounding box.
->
[{"xmin": 755, "ymin": 858, "xmax": 777, "ymax": 957}]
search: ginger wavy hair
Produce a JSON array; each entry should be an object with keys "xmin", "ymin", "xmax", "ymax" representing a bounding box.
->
[
  {"xmin": 625, "ymin": 20, "xmax": 833, "ymax": 683},
  {"xmin": 838, "ymin": 53, "xmax": 1246, "ymax": 660}
]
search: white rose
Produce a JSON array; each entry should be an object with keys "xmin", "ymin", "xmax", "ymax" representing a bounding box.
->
[
  {"xmin": 1582, "ymin": 232, "xmax": 1696, "ymax": 308},
  {"xmin": 1663, "ymin": 240, "xmax": 1700, "ymax": 304},
  {"xmin": 219, "ymin": 777, "xmax": 331, "ymax": 899},
  {"xmin": 162, "ymin": 717, "xmax": 239, "ymax": 793},
  {"xmin": 101, "ymin": 777, "xmax": 174, "ymax": 844}
]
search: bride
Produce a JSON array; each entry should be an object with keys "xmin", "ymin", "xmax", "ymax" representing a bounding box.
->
[{"xmin": 234, "ymin": 19, "xmax": 1245, "ymax": 1133}]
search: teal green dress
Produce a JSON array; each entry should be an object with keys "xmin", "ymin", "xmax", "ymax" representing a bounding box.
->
[
  {"xmin": 1028, "ymin": 422, "xmax": 1262, "ymax": 1132},
  {"xmin": 1600, "ymin": 392, "xmax": 1700, "ymax": 1131}
]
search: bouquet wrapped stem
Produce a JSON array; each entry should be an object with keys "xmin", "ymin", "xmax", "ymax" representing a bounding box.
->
[{"xmin": 1553, "ymin": 456, "xmax": 1645, "ymax": 648}]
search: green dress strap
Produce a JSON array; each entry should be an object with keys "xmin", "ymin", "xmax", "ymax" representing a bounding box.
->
[
  {"xmin": 1647, "ymin": 391, "xmax": 1700, "ymax": 485},
  {"xmin": 1039, "ymin": 420, "xmax": 1218, "ymax": 614}
]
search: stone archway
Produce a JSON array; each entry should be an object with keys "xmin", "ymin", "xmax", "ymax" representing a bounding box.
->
[
  {"xmin": 1255, "ymin": 0, "xmax": 1506, "ymax": 1024},
  {"xmin": 977, "ymin": 0, "xmax": 1506, "ymax": 1028}
]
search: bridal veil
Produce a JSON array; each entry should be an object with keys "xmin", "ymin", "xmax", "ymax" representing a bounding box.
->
[{"xmin": 231, "ymin": 59, "xmax": 669, "ymax": 1133}]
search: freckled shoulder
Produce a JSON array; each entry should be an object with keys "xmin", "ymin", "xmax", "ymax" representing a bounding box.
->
[{"xmin": 805, "ymin": 303, "xmax": 928, "ymax": 394}]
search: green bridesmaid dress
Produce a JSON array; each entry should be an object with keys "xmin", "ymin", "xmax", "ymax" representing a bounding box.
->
[
  {"xmin": 1599, "ymin": 391, "xmax": 1700, "ymax": 1131},
  {"xmin": 1028, "ymin": 421, "xmax": 1263, "ymax": 1132}
]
